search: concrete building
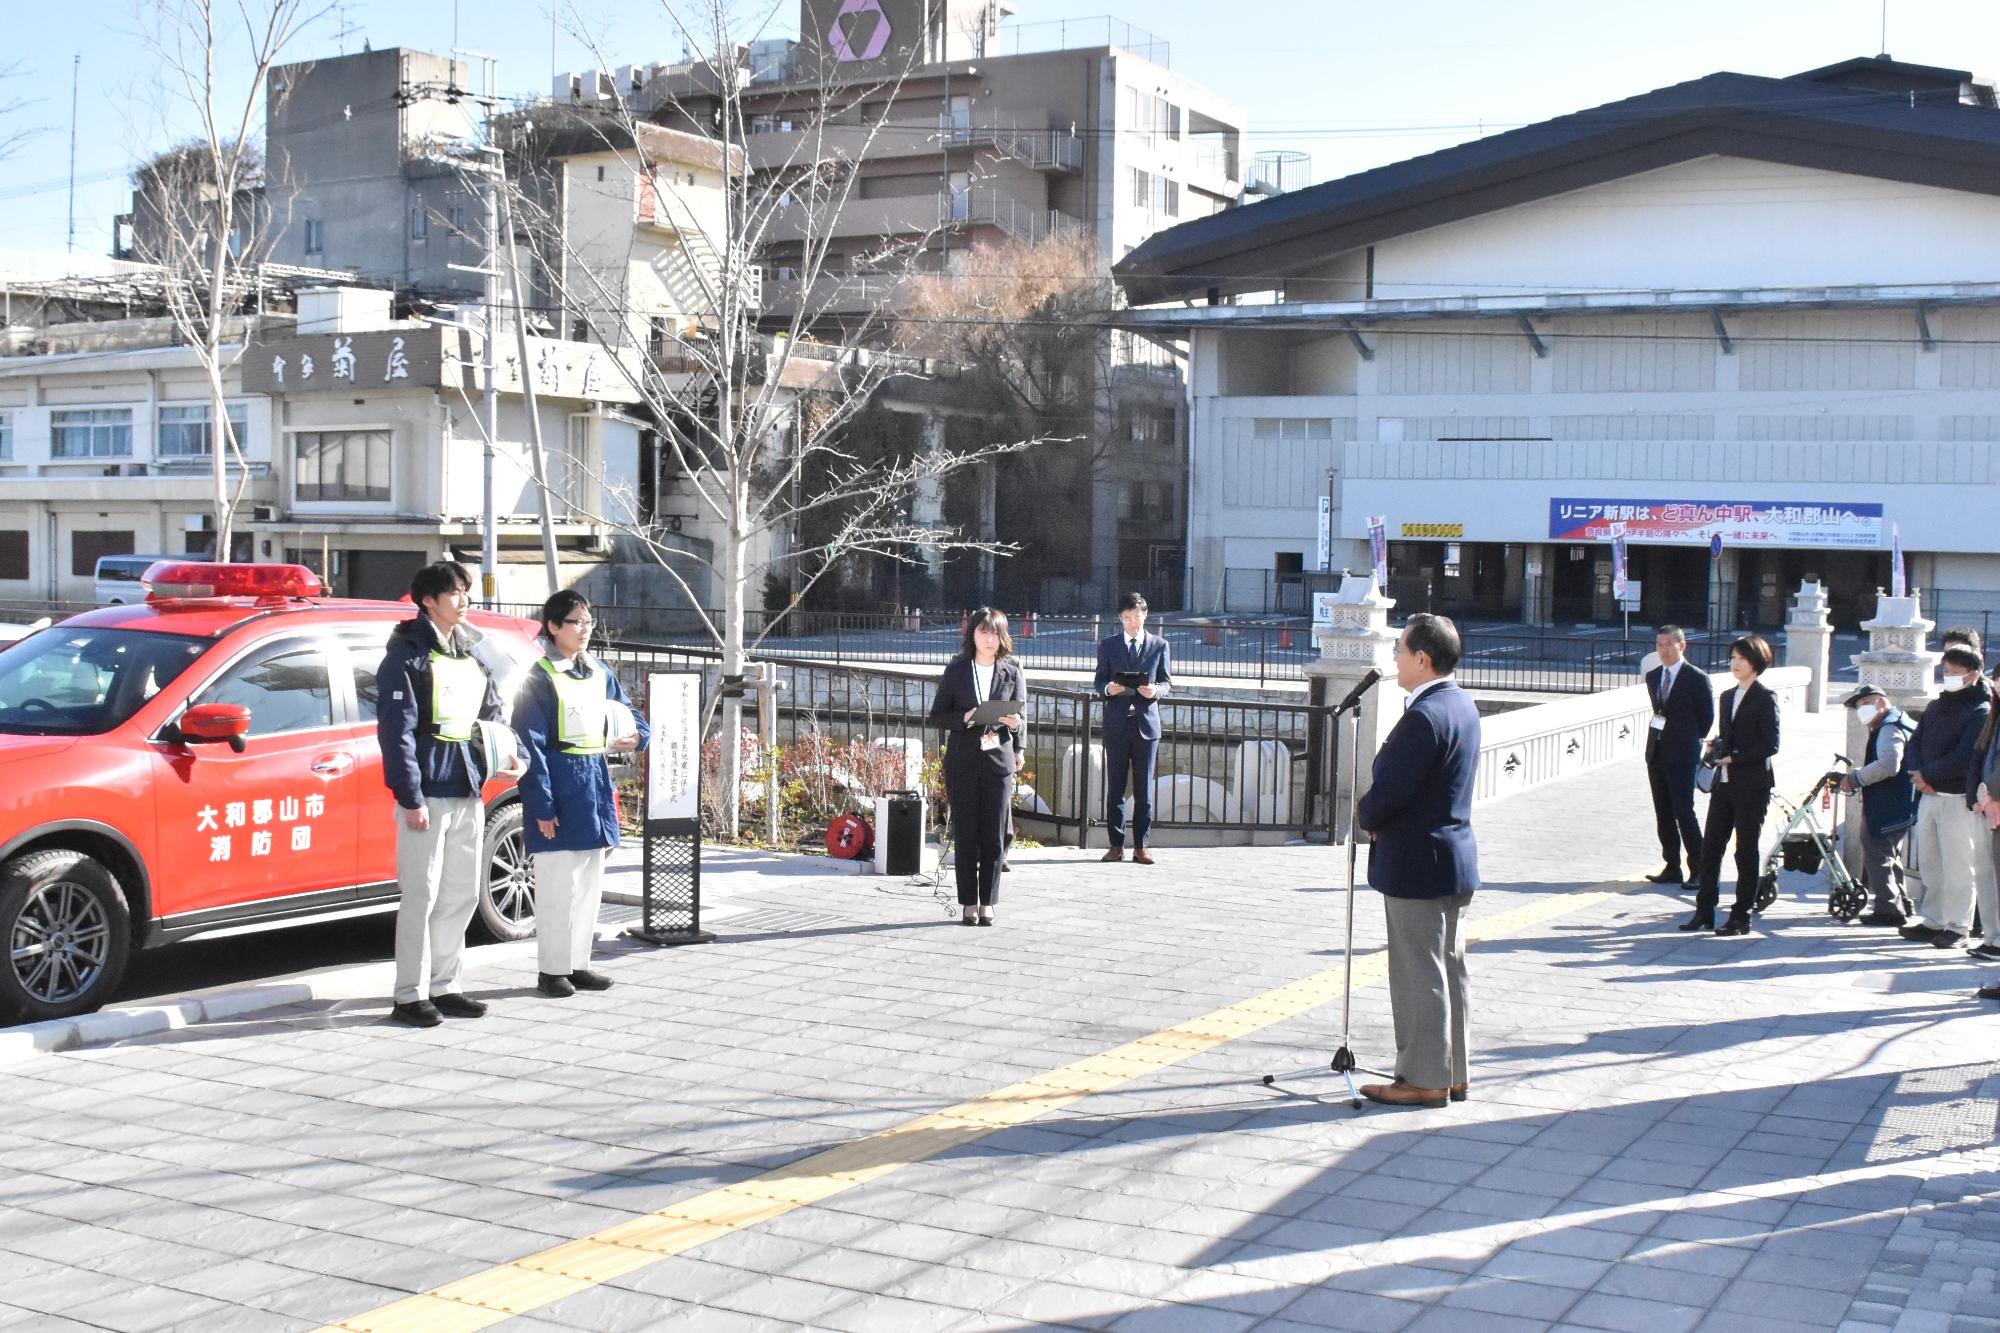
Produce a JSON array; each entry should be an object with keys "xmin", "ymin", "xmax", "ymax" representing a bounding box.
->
[
  {"xmin": 0, "ymin": 327, "xmax": 278, "ymax": 603},
  {"xmin": 561, "ymin": 0, "xmax": 1254, "ymax": 608},
  {"xmin": 237, "ymin": 287, "xmax": 646, "ymax": 602},
  {"xmin": 261, "ymin": 48, "xmax": 486, "ymax": 298},
  {"xmin": 1116, "ymin": 56, "xmax": 2000, "ymax": 630}
]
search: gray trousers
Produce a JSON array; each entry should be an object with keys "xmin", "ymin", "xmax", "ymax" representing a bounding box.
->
[
  {"xmin": 1382, "ymin": 891, "xmax": 1473, "ymax": 1091},
  {"xmin": 393, "ymin": 796, "xmax": 484, "ymax": 1005},
  {"xmin": 1858, "ymin": 824, "xmax": 1908, "ymax": 917}
]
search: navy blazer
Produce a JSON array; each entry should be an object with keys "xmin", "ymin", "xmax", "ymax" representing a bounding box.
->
[
  {"xmin": 927, "ymin": 656, "xmax": 1025, "ymax": 777},
  {"xmin": 1357, "ymin": 678, "xmax": 1482, "ymax": 900},
  {"xmin": 1094, "ymin": 631, "xmax": 1173, "ymax": 742},
  {"xmin": 1644, "ymin": 660, "xmax": 1715, "ymax": 765}
]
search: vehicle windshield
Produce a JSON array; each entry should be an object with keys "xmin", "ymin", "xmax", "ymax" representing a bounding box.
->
[{"xmin": 0, "ymin": 627, "xmax": 209, "ymax": 735}]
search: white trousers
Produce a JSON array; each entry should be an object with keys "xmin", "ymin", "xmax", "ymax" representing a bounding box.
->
[
  {"xmin": 1907, "ymin": 796, "xmax": 1995, "ymax": 937},
  {"xmin": 393, "ymin": 796, "xmax": 484, "ymax": 1005},
  {"xmin": 533, "ymin": 848, "xmax": 606, "ymax": 976}
]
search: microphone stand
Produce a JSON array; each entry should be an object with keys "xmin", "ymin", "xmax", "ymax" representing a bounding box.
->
[{"xmin": 1264, "ymin": 669, "xmax": 1393, "ymax": 1109}]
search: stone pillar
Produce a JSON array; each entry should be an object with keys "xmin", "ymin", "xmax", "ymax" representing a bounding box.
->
[
  {"xmin": 1843, "ymin": 589, "xmax": 1941, "ymax": 875},
  {"xmin": 1784, "ymin": 579, "xmax": 1832, "ymax": 714},
  {"xmin": 1305, "ymin": 572, "xmax": 1404, "ymax": 841}
]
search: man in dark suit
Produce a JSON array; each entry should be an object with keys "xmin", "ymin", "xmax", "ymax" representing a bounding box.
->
[
  {"xmin": 1095, "ymin": 591, "xmax": 1173, "ymax": 864},
  {"xmin": 1644, "ymin": 625, "xmax": 1716, "ymax": 885},
  {"xmin": 1356, "ymin": 612, "xmax": 1481, "ymax": 1109}
]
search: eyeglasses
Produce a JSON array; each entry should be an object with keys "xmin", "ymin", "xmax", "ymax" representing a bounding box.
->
[{"xmin": 561, "ymin": 617, "xmax": 595, "ymax": 629}]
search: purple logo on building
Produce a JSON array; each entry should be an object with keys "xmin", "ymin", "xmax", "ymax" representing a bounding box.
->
[{"xmin": 828, "ymin": 0, "xmax": 892, "ymax": 62}]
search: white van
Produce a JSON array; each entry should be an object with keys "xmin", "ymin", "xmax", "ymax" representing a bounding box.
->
[{"xmin": 95, "ymin": 554, "xmax": 177, "ymax": 605}]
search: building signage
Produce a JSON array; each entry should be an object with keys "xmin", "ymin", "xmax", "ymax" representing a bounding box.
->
[
  {"xmin": 1549, "ymin": 498, "xmax": 1884, "ymax": 549},
  {"xmin": 1315, "ymin": 497, "xmax": 1331, "ymax": 572},
  {"xmin": 1400, "ymin": 523, "xmax": 1464, "ymax": 539},
  {"xmin": 244, "ymin": 325, "xmax": 640, "ymax": 403},
  {"xmin": 828, "ymin": 0, "xmax": 892, "ymax": 61}
]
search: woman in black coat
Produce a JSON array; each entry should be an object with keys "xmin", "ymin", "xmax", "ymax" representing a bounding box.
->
[
  {"xmin": 1682, "ymin": 634, "xmax": 1782, "ymax": 937},
  {"xmin": 927, "ymin": 608, "xmax": 1025, "ymax": 925}
]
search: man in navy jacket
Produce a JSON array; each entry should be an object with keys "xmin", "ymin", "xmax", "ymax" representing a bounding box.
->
[
  {"xmin": 1094, "ymin": 592, "xmax": 1173, "ymax": 864},
  {"xmin": 1356, "ymin": 612, "xmax": 1481, "ymax": 1109},
  {"xmin": 1900, "ymin": 644, "xmax": 1995, "ymax": 950},
  {"xmin": 1643, "ymin": 626, "xmax": 1715, "ymax": 885}
]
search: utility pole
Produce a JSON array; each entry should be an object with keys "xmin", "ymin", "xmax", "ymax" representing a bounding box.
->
[
  {"xmin": 443, "ymin": 51, "xmax": 502, "ymax": 603},
  {"xmin": 500, "ymin": 184, "xmax": 563, "ymax": 595},
  {"xmin": 66, "ymin": 55, "xmax": 79, "ymax": 254}
]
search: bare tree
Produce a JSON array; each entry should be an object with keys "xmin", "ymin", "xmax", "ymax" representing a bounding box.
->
[
  {"xmin": 493, "ymin": 0, "xmax": 1060, "ymax": 837},
  {"xmin": 132, "ymin": 1, "xmax": 321, "ymax": 562},
  {"xmin": 901, "ymin": 230, "xmax": 1113, "ymax": 602}
]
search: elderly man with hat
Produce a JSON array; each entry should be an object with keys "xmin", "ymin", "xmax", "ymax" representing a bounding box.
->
[{"xmin": 1838, "ymin": 686, "xmax": 1916, "ymax": 928}]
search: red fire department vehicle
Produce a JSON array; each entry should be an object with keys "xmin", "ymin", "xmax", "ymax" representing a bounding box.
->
[{"xmin": 0, "ymin": 562, "xmax": 542, "ymax": 1021}]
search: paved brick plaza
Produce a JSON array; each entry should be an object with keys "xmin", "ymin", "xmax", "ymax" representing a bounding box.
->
[{"xmin": 4, "ymin": 704, "xmax": 1999, "ymax": 1332}]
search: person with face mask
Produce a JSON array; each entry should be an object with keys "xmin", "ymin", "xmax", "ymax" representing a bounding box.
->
[
  {"xmin": 1897, "ymin": 644, "xmax": 1994, "ymax": 951},
  {"xmin": 1839, "ymin": 686, "xmax": 1916, "ymax": 927},
  {"xmin": 1971, "ymin": 668, "xmax": 2000, "ymax": 972}
]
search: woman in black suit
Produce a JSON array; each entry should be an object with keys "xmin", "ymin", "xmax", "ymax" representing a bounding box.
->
[
  {"xmin": 1682, "ymin": 634, "xmax": 1782, "ymax": 937},
  {"xmin": 927, "ymin": 608, "xmax": 1025, "ymax": 925}
]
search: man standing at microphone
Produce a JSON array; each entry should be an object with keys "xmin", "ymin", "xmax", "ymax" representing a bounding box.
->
[{"xmin": 1356, "ymin": 613, "xmax": 1481, "ymax": 1109}]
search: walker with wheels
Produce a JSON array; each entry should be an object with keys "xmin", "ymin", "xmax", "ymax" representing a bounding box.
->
[{"xmin": 1755, "ymin": 756, "xmax": 1869, "ymax": 922}]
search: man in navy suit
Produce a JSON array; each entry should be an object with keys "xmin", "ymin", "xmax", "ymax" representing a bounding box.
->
[
  {"xmin": 1356, "ymin": 612, "xmax": 1481, "ymax": 1109},
  {"xmin": 1644, "ymin": 625, "xmax": 1716, "ymax": 885},
  {"xmin": 1095, "ymin": 592, "xmax": 1173, "ymax": 864}
]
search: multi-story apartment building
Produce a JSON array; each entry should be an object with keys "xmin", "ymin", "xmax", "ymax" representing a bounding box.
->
[
  {"xmin": 1118, "ymin": 56, "xmax": 2000, "ymax": 631},
  {"xmin": 560, "ymin": 0, "xmax": 1251, "ymax": 608}
]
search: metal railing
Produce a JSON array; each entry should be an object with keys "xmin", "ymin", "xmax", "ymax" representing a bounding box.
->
[{"xmin": 596, "ymin": 644, "xmax": 1334, "ymax": 843}]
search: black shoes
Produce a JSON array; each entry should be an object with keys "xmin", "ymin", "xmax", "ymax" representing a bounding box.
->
[
  {"xmin": 1931, "ymin": 931, "xmax": 1966, "ymax": 950},
  {"xmin": 960, "ymin": 915, "xmax": 977, "ymax": 927},
  {"xmin": 390, "ymin": 1000, "xmax": 442, "ymax": 1028},
  {"xmin": 1678, "ymin": 911, "xmax": 1714, "ymax": 932},
  {"xmin": 977, "ymin": 918, "xmax": 993, "ymax": 927},
  {"xmin": 1901, "ymin": 924, "xmax": 1940, "ymax": 943},
  {"xmin": 1646, "ymin": 865, "xmax": 1686, "ymax": 885},
  {"xmin": 394, "ymin": 995, "xmax": 485, "ymax": 1022},
  {"xmin": 539, "ymin": 971, "xmax": 610, "ymax": 996},
  {"xmin": 1977, "ymin": 982, "xmax": 2000, "ymax": 1001},
  {"xmin": 1715, "ymin": 913, "xmax": 1751, "ymax": 937},
  {"xmin": 1859, "ymin": 910, "xmax": 1907, "ymax": 927}
]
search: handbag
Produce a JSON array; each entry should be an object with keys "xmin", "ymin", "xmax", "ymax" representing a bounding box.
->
[{"xmin": 1694, "ymin": 760, "xmax": 1718, "ymax": 794}]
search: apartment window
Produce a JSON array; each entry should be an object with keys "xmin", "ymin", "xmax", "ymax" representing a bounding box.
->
[
  {"xmin": 411, "ymin": 206, "xmax": 429, "ymax": 239},
  {"xmin": 447, "ymin": 204, "xmax": 466, "ymax": 233},
  {"xmin": 1130, "ymin": 167, "xmax": 1150, "ymax": 210},
  {"xmin": 1129, "ymin": 414, "xmax": 1168, "ymax": 445},
  {"xmin": 303, "ymin": 218, "xmax": 324, "ymax": 255},
  {"xmin": 0, "ymin": 530, "xmax": 27, "ymax": 580},
  {"xmin": 294, "ymin": 429, "xmax": 391, "ymax": 503},
  {"xmin": 71, "ymin": 530, "xmax": 135, "ymax": 577},
  {"xmin": 0, "ymin": 411, "xmax": 10, "ymax": 460},
  {"xmin": 158, "ymin": 403, "xmax": 249, "ymax": 458},
  {"xmin": 51, "ymin": 408, "xmax": 133, "ymax": 459},
  {"xmin": 1153, "ymin": 177, "xmax": 1179, "ymax": 218},
  {"xmin": 1252, "ymin": 417, "xmax": 1334, "ymax": 441}
]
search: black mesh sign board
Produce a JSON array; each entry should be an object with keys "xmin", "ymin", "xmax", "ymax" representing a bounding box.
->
[{"xmin": 625, "ymin": 669, "xmax": 714, "ymax": 946}]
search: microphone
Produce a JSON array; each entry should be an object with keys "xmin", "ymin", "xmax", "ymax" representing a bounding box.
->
[{"xmin": 1335, "ymin": 668, "xmax": 1382, "ymax": 713}]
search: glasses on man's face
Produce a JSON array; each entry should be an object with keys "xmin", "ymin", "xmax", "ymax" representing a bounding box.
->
[{"xmin": 561, "ymin": 617, "xmax": 595, "ymax": 630}]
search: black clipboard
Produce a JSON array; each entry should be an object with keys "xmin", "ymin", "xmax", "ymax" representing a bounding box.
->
[
  {"xmin": 1112, "ymin": 671, "xmax": 1151, "ymax": 690},
  {"xmin": 968, "ymin": 700, "xmax": 1019, "ymax": 725}
]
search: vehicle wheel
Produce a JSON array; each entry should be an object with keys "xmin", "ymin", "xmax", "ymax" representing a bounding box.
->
[
  {"xmin": 0, "ymin": 850, "xmax": 133, "ymax": 1023},
  {"xmin": 471, "ymin": 802, "xmax": 536, "ymax": 943}
]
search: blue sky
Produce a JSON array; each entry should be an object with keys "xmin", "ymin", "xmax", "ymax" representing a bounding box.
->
[{"xmin": 4, "ymin": 0, "xmax": 1997, "ymax": 258}]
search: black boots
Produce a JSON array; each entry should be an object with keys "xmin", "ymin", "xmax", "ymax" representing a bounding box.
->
[
  {"xmin": 1715, "ymin": 912, "xmax": 1751, "ymax": 937},
  {"xmin": 1678, "ymin": 909, "xmax": 1714, "ymax": 932}
]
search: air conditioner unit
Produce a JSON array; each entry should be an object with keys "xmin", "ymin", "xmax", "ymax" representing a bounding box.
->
[{"xmin": 252, "ymin": 505, "xmax": 279, "ymax": 524}]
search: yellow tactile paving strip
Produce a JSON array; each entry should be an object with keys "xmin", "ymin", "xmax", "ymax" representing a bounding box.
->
[{"xmin": 318, "ymin": 883, "xmax": 1626, "ymax": 1332}]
